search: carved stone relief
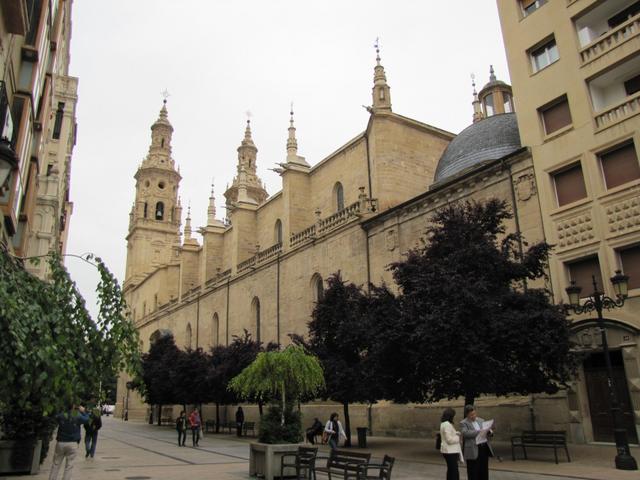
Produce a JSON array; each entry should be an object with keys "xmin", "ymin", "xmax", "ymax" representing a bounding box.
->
[
  {"xmin": 385, "ymin": 228, "xmax": 398, "ymax": 251},
  {"xmin": 606, "ymin": 196, "xmax": 640, "ymax": 235},
  {"xmin": 556, "ymin": 213, "xmax": 595, "ymax": 249},
  {"xmin": 514, "ymin": 173, "xmax": 537, "ymax": 202}
]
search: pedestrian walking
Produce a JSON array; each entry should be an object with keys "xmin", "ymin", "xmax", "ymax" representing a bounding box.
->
[
  {"xmin": 176, "ymin": 411, "xmax": 188, "ymax": 446},
  {"xmin": 440, "ymin": 408, "xmax": 462, "ymax": 480},
  {"xmin": 235, "ymin": 406, "xmax": 244, "ymax": 437},
  {"xmin": 324, "ymin": 412, "xmax": 346, "ymax": 450},
  {"xmin": 460, "ymin": 405, "xmax": 494, "ymax": 480},
  {"xmin": 83, "ymin": 405, "xmax": 102, "ymax": 458},
  {"xmin": 48, "ymin": 405, "xmax": 89, "ymax": 480},
  {"xmin": 189, "ymin": 407, "xmax": 201, "ymax": 447}
]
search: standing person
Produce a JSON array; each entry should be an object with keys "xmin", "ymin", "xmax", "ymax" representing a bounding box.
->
[
  {"xmin": 306, "ymin": 418, "xmax": 323, "ymax": 444},
  {"xmin": 460, "ymin": 405, "xmax": 493, "ymax": 480},
  {"xmin": 83, "ymin": 405, "xmax": 102, "ymax": 459},
  {"xmin": 189, "ymin": 407, "xmax": 201, "ymax": 447},
  {"xmin": 324, "ymin": 412, "xmax": 346, "ymax": 450},
  {"xmin": 48, "ymin": 405, "xmax": 89, "ymax": 480},
  {"xmin": 235, "ymin": 406, "xmax": 245, "ymax": 437},
  {"xmin": 176, "ymin": 411, "xmax": 188, "ymax": 446},
  {"xmin": 440, "ymin": 408, "xmax": 461, "ymax": 480}
]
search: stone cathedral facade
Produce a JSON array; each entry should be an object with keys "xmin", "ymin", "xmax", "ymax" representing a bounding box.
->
[{"xmin": 119, "ymin": 38, "xmax": 640, "ymax": 442}]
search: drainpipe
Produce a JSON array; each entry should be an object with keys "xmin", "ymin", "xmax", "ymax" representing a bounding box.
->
[
  {"xmin": 226, "ymin": 278, "xmax": 230, "ymax": 346},
  {"xmin": 276, "ymin": 252, "xmax": 281, "ymax": 347},
  {"xmin": 195, "ymin": 293, "xmax": 200, "ymax": 348}
]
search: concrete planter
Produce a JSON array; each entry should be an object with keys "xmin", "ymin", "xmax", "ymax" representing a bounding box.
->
[
  {"xmin": 0, "ymin": 439, "xmax": 43, "ymax": 475},
  {"xmin": 249, "ymin": 441, "xmax": 301, "ymax": 480}
]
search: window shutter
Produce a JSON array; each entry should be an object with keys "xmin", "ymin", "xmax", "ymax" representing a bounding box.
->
[
  {"xmin": 554, "ymin": 164, "xmax": 587, "ymax": 206},
  {"xmin": 620, "ymin": 246, "xmax": 640, "ymax": 290},
  {"xmin": 568, "ymin": 257, "xmax": 603, "ymax": 298},
  {"xmin": 542, "ymin": 98, "xmax": 572, "ymax": 134},
  {"xmin": 600, "ymin": 142, "xmax": 640, "ymax": 189}
]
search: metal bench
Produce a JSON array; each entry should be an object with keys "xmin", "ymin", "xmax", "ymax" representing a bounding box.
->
[
  {"xmin": 348, "ymin": 455, "xmax": 394, "ymax": 480},
  {"xmin": 511, "ymin": 430, "xmax": 570, "ymax": 464},
  {"xmin": 205, "ymin": 420, "xmax": 216, "ymax": 433},
  {"xmin": 281, "ymin": 446, "xmax": 318, "ymax": 480},
  {"xmin": 243, "ymin": 421, "xmax": 256, "ymax": 436},
  {"xmin": 314, "ymin": 449, "xmax": 371, "ymax": 480}
]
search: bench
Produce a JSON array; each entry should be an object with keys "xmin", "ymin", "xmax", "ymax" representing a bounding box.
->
[
  {"xmin": 243, "ymin": 421, "xmax": 256, "ymax": 437},
  {"xmin": 314, "ymin": 449, "xmax": 371, "ymax": 480},
  {"xmin": 511, "ymin": 430, "xmax": 570, "ymax": 464},
  {"xmin": 160, "ymin": 416, "xmax": 173, "ymax": 426},
  {"xmin": 348, "ymin": 455, "xmax": 394, "ymax": 480},
  {"xmin": 205, "ymin": 420, "xmax": 216, "ymax": 433},
  {"xmin": 281, "ymin": 446, "xmax": 318, "ymax": 480}
]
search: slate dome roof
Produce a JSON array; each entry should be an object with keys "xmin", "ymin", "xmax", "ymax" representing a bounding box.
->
[{"xmin": 434, "ymin": 113, "xmax": 521, "ymax": 183}]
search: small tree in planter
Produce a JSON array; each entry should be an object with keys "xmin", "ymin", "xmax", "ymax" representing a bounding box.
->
[{"xmin": 229, "ymin": 345, "xmax": 324, "ymax": 444}]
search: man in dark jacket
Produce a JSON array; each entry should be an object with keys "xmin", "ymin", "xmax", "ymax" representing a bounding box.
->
[
  {"xmin": 48, "ymin": 405, "xmax": 89, "ymax": 480},
  {"xmin": 235, "ymin": 406, "xmax": 244, "ymax": 437},
  {"xmin": 84, "ymin": 406, "xmax": 102, "ymax": 458}
]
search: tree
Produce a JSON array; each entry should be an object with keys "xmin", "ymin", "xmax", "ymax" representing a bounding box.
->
[
  {"xmin": 171, "ymin": 347, "xmax": 210, "ymax": 412},
  {"xmin": 229, "ymin": 345, "xmax": 324, "ymax": 443},
  {"xmin": 141, "ymin": 334, "xmax": 180, "ymax": 424},
  {"xmin": 302, "ymin": 272, "xmax": 379, "ymax": 447},
  {"xmin": 388, "ymin": 199, "xmax": 578, "ymax": 405},
  {"xmin": 0, "ymin": 250, "xmax": 140, "ymax": 462}
]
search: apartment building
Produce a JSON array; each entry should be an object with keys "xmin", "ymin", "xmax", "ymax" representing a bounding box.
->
[
  {"xmin": 498, "ymin": 0, "xmax": 640, "ymax": 444},
  {"xmin": 0, "ymin": 0, "xmax": 78, "ymax": 278}
]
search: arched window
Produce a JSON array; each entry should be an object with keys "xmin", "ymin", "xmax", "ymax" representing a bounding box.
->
[
  {"xmin": 334, "ymin": 182, "xmax": 344, "ymax": 212},
  {"xmin": 311, "ymin": 273, "xmax": 324, "ymax": 302},
  {"xmin": 212, "ymin": 313, "xmax": 219, "ymax": 346},
  {"xmin": 252, "ymin": 297, "xmax": 261, "ymax": 344},
  {"xmin": 155, "ymin": 201, "xmax": 164, "ymax": 220},
  {"xmin": 186, "ymin": 323, "xmax": 192, "ymax": 349},
  {"xmin": 274, "ymin": 219, "xmax": 283, "ymax": 244},
  {"xmin": 161, "ymin": 138, "xmax": 165, "ymax": 148}
]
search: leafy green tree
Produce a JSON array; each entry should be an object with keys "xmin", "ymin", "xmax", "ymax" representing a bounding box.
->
[
  {"xmin": 388, "ymin": 199, "xmax": 578, "ymax": 405},
  {"xmin": 301, "ymin": 272, "xmax": 378, "ymax": 447},
  {"xmin": 0, "ymin": 251, "xmax": 140, "ymax": 462},
  {"xmin": 229, "ymin": 345, "xmax": 324, "ymax": 443}
]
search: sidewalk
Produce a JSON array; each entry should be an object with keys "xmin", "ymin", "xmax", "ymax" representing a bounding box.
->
[{"xmin": 18, "ymin": 417, "xmax": 639, "ymax": 480}]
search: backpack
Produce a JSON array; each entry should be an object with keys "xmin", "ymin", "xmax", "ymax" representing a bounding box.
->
[{"xmin": 435, "ymin": 433, "xmax": 441, "ymax": 450}]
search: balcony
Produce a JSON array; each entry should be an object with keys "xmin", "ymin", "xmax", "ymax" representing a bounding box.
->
[
  {"xmin": 576, "ymin": 0, "xmax": 640, "ymax": 66},
  {"xmin": 588, "ymin": 54, "xmax": 640, "ymax": 130}
]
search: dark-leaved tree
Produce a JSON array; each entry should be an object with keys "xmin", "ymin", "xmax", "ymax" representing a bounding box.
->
[
  {"xmin": 141, "ymin": 334, "xmax": 180, "ymax": 425},
  {"xmin": 388, "ymin": 199, "xmax": 578, "ymax": 405},
  {"xmin": 171, "ymin": 347, "xmax": 211, "ymax": 414},
  {"xmin": 302, "ymin": 272, "xmax": 379, "ymax": 447}
]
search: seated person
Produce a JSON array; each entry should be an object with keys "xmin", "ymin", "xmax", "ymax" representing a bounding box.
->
[{"xmin": 305, "ymin": 418, "xmax": 323, "ymax": 444}]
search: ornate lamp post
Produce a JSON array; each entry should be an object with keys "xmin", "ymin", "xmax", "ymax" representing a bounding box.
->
[{"xmin": 565, "ymin": 271, "xmax": 637, "ymax": 471}]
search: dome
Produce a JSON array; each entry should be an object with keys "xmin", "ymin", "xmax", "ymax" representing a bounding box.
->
[{"xmin": 434, "ymin": 113, "xmax": 521, "ymax": 183}]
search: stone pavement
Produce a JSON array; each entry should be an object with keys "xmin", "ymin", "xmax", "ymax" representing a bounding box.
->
[{"xmin": 13, "ymin": 416, "xmax": 639, "ymax": 480}]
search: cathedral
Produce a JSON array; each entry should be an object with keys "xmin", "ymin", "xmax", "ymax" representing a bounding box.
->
[{"xmin": 120, "ymin": 0, "xmax": 640, "ymax": 444}]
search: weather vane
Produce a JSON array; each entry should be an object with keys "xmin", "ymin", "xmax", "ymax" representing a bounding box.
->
[
  {"xmin": 245, "ymin": 110, "xmax": 252, "ymax": 123},
  {"xmin": 161, "ymin": 89, "xmax": 170, "ymax": 104},
  {"xmin": 374, "ymin": 37, "xmax": 380, "ymax": 55}
]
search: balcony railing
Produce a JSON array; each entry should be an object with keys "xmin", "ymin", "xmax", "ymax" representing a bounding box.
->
[
  {"xmin": 257, "ymin": 242, "xmax": 282, "ymax": 263},
  {"xmin": 579, "ymin": 13, "xmax": 640, "ymax": 65},
  {"xmin": 317, "ymin": 201, "xmax": 361, "ymax": 235},
  {"xmin": 594, "ymin": 90, "xmax": 640, "ymax": 130},
  {"xmin": 290, "ymin": 224, "xmax": 316, "ymax": 248},
  {"xmin": 237, "ymin": 255, "xmax": 256, "ymax": 273}
]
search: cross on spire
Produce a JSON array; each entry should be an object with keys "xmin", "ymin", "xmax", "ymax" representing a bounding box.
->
[{"xmin": 161, "ymin": 89, "xmax": 170, "ymax": 105}]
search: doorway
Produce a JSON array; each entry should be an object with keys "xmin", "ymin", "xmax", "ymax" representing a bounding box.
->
[{"xmin": 584, "ymin": 350, "xmax": 638, "ymax": 443}]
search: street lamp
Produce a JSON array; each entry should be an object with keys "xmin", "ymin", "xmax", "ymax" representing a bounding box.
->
[{"xmin": 564, "ymin": 271, "xmax": 637, "ymax": 471}]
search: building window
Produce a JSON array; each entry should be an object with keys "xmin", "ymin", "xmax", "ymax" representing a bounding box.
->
[
  {"xmin": 619, "ymin": 245, "xmax": 640, "ymax": 290},
  {"xmin": 568, "ymin": 256, "xmax": 603, "ymax": 298},
  {"xmin": 212, "ymin": 313, "xmax": 219, "ymax": 346},
  {"xmin": 521, "ymin": 0, "xmax": 546, "ymax": 17},
  {"xmin": 143, "ymin": 202, "xmax": 148, "ymax": 218},
  {"xmin": 155, "ymin": 201, "xmax": 164, "ymax": 220},
  {"xmin": 52, "ymin": 102, "xmax": 64, "ymax": 139},
  {"xmin": 624, "ymin": 74, "xmax": 640, "ymax": 97},
  {"xmin": 311, "ymin": 273, "xmax": 324, "ymax": 302},
  {"xmin": 503, "ymin": 92, "xmax": 514, "ymax": 113},
  {"xmin": 483, "ymin": 93, "xmax": 495, "ymax": 117},
  {"xmin": 274, "ymin": 219, "xmax": 282, "ymax": 244},
  {"xmin": 530, "ymin": 38, "xmax": 559, "ymax": 73},
  {"xmin": 540, "ymin": 96, "xmax": 572, "ymax": 135},
  {"xmin": 186, "ymin": 323, "xmax": 192, "ymax": 349},
  {"xmin": 553, "ymin": 163, "xmax": 587, "ymax": 207},
  {"xmin": 334, "ymin": 182, "xmax": 344, "ymax": 212},
  {"xmin": 599, "ymin": 141, "xmax": 640, "ymax": 189},
  {"xmin": 608, "ymin": 1, "xmax": 640, "ymax": 29},
  {"xmin": 252, "ymin": 297, "xmax": 261, "ymax": 344}
]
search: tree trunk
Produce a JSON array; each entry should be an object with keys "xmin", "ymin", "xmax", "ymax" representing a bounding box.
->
[
  {"xmin": 343, "ymin": 402, "xmax": 351, "ymax": 448},
  {"xmin": 464, "ymin": 394, "xmax": 475, "ymax": 407},
  {"xmin": 281, "ymin": 382, "xmax": 286, "ymax": 426},
  {"xmin": 258, "ymin": 400, "xmax": 264, "ymax": 417},
  {"xmin": 215, "ymin": 403, "xmax": 220, "ymax": 433},
  {"xmin": 157, "ymin": 404, "xmax": 162, "ymax": 426},
  {"xmin": 148, "ymin": 405, "xmax": 154, "ymax": 424}
]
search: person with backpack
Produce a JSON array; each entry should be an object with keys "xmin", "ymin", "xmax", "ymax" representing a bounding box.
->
[
  {"xmin": 48, "ymin": 404, "xmax": 89, "ymax": 480},
  {"xmin": 176, "ymin": 411, "xmax": 188, "ymax": 446},
  {"xmin": 84, "ymin": 405, "xmax": 102, "ymax": 459}
]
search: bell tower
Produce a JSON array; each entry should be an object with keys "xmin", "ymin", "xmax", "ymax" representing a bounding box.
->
[{"xmin": 124, "ymin": 100, "xmax": 182, "ymax": 290}]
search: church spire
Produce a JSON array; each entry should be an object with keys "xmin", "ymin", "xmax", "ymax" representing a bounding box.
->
[
  {"xmin": 143, "ymin": 98, "xmax": 176, "ymax": 169},
  {"xmin": 285, "ymin": 104, "xmax": 309, "ymax": 167},
  {"xmin": 371, "ymin": 38, "xmax": 392, "ymax": 113},
  {"xmin": 184, "ymin": 203, "xmax": 193, "ymax": 240},
  {"xmin": 207, "ymin": 181, "xmax": 218, "ymax": 225},
  {"xmin": 471, "ymin": 74, "xmax": 484, "ymax": 123}
]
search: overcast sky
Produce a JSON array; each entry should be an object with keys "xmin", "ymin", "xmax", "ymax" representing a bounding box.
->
[{"xmin": 66, "ymin": 0, "xmax": 510, "ymax": 317}]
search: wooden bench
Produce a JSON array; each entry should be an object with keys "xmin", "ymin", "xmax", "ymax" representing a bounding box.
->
[
  {"xmin": 314, "ymin": 449, "xmax": 371, "ymax": 480},
  {"xmin": 243, "ymin": 421, "xmax": 256, "ymax": 437},
  {"xmin": 511, "ymin": 430, "xmax": 570, "ymax": 464},
  {"xmin": 160, "ymin": 416, "xmax": 173, "ymax": 426},
  {"xmin": 347, "ymin": 455, "xmax": 394, "ymax": 480},
  {"xmin": 205, "ymin": 420, "xmax": 216, "ymax": 433},
  {"xmin": 280, "ymin": 446, "xmax": 317, "ymax": 480}
]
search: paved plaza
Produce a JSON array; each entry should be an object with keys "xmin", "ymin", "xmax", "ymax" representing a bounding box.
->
[{"xmin": 12, "ymin": 416, "xmax": 638, "ymax": 480}]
